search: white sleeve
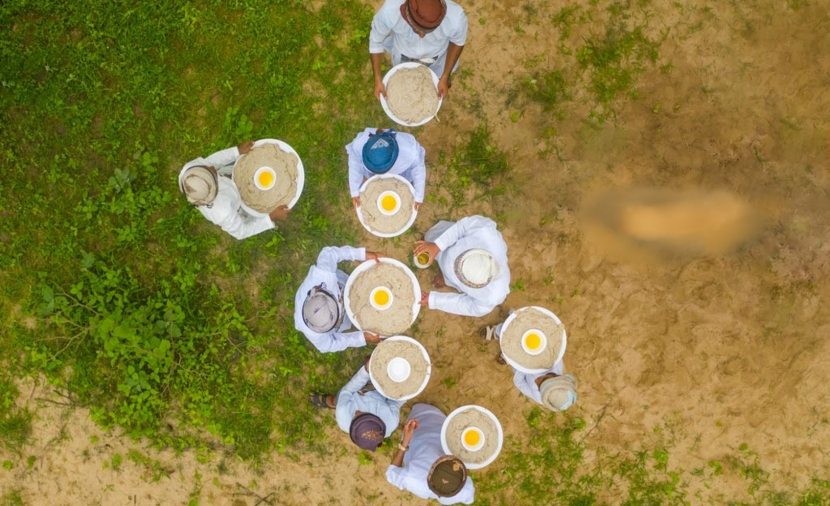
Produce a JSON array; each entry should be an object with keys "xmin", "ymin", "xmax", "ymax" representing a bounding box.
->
[
  {"xmin": 411, "ymin": 142, "xmax": 427, "ymax": 202},
  {"xmin": 348, "ymin": 152, "xmax": 366, "ymax": 198},
  {"xmin": 326, "ymin": 330, "xmax": 368, "ymax": 352},
  {"xmin": 337, "ymin": 367, "xmax": 371, "ymax": 405},
  {"xmin": 316, "ymin": 246, "xmax": 367, "ymax": 272},
  {"xmin": 512, "ymin": 371, "xmax": 540, "ymax": 401},
  {"xmin": 433, "ymin": 215, "xmax": 496, "ymax": 251},
  {"xmin": 428, "ymin": 291, "xmax": 494, "ymax": 317},
  {"xmin": 448, "ymin": 9, "xmax": 469, "ymax": 46},
  {"xmin": 386, "ymin": 465, "xmax": 408, "ymax": 488},
  {"xmin": 206, "ymin": 206, "xmax": 274, "ymax": 241},
  {"xmin": 369, "ymin": 8, "xmax": 394, "ymax": 54},
  {"xmin": 203, "ymin": 146, "xmax": 241, "ymax": 168}
]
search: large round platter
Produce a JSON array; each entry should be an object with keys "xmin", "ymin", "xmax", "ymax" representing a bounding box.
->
[
  {"xmin": 368, "ymin": 336, "xmax": 431, "ymax": 401},
  {"xmin": 440, "ymin": 405, "xmax": 504, "ymax": 470},
  {"xmin": 356, "ymin": 175, "xmax": 419, "ymax": 238},
  {"xmin": 232, "ymin": 138, "xmax": 305, "ymax": 217},
  {"xmin": 500, "ymin": 306, "xmax": 567, "ymax": 374},
  {"xmin": 343, "ymin": 257, "xmax": 421, "ymax": 332},
  {"xmin": 379, "ymin": 62, "xmax": 443, "ymax": 127}
]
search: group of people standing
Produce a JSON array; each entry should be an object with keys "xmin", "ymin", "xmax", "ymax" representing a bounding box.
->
[{"xmin": 177, "ymin": 1, "xmax": 577, "ymax": 503}]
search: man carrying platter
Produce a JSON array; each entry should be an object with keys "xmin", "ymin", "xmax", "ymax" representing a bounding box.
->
[{"xmin": 370, "ymin": 0, "xmax": 468, "ymax": 100}]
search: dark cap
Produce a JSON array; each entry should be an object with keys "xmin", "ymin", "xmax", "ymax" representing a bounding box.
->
[{"xmin": 427, "ymin": 455, "xmax": 468, "ymax": 497}]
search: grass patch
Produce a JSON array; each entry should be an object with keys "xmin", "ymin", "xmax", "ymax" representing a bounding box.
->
[{"xmin": 523, "ymin": 0, "xmax": 663, "ymax": 124}]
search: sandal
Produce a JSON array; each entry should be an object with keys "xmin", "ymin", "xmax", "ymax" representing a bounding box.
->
[
  {"xmin": 478, "ymin": 326, "xmax": 497, "ymax": 341},
  {"xmin": 309, "ymin": 393, "xmax": 335, "ymax": 409}
]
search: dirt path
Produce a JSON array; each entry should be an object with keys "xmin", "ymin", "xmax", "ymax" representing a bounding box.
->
[{"xmin": 3, "ymin": 0, "xmax": 830, "ymax": 504}]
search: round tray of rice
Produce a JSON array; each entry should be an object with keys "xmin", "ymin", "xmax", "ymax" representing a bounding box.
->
[
  {"xmin": 368, "ymin": 336, "xmax": 431, "ymax": 401},
  {"xmin": 441, "ymin": 405, "xmax": 503, "ymax": 470},
  {"xmin": 380, "ymin": 63, "xmax": 442, "ymax": 127},
  {"xmin": 356, "ymin": 175, "xmax": 418, "ymax": 238},
  {"xmin": 343, "ymin": 258, "xmax": 421, "ymax": 335},
  {"xmin": 500, "ymin": 306, "xmax": 567, "ymax": 374},
  {"xmin": 232, "ymin": 139, "xmax": 304, "ymax": 217}
]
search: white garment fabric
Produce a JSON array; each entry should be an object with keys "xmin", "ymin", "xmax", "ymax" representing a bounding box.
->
[
  {"xmin": 294, "ymin": 246, "xmax": 367, "ymax": 353},
  {"xmin": 370, "ymin": 0, "xmax": 468, "ymax": 79},
  {"xmin": 425, "ymin": 216, "xmax": 510, "ymax": 317},
  {"xmin": 346, "ymin": 128, "xmax": 427, "ymax": 202},
  {"xmin": 335, "ymin": 366, "xmax": 403, "ymax": 438},
  {"xmin": 385, "ymin": 403, "xmax": 475, "ymax": 505},
  {"xmin": 494, "ymin": 322, "xmax": 565, "ymax": 405},
  {"xmin": 178, "ymin": 147, "xmax": 275, "ymax": 240}
]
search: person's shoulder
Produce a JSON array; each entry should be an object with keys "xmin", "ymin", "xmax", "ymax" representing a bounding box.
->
[
  {"xmin": 377, "ymin": 0, "xmax": 405, "ymax": 18},
  {"xmin": 445, "ymin": 1, "xmax": 468, "ymax": 23},
  {"xmin": 396, "ymin": 131, "xmax": 420, "ymax": 149}
]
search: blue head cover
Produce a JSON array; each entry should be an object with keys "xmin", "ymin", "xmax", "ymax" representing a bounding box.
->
[{"xmin": 362, "ymin": 129, "xmax": 399, "ymax": 174}]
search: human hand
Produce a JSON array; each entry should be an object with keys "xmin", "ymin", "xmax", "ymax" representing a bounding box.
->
[
  {"xmin": 402, "ymin": 419, "xmax": 420, "ymax": 444},
  {"xmin": 238, "ymin": 140, "xmax": 255, "ymax": 155},
  {"xmin": 419, "ymin": 291, "xmax": 430, "ymax": 306},
  {"xmin": 374, "ymin": 79, "xmax": 387, "ymax": 100},
  {"xmin": 414, "ymin": 241, "xmax": 439, "ymax": 260},
  {"xmin": 352, "ymin": 196, "xmax": 361, "ymax": 209},
  {"xmin": 414, "ymin": 202, "xmax": 422, "ymax": 211},
  {"xmin": 364, "ymin": 331, "xmax": 382, "ymax": 344},
  {"xmin": 269, "ymin": 205, "xmax": 291, "ymax": 221},
  {"xmin": 366, "ymin": 251, "xmax": 386, "ymax": 264},
  {"xmin": 365, "ymin": 354, "xmax": 372, "ymax": 372},
  {"xmin": 437, "ymin": 77, "xmax": 450, "ymax": 99}
]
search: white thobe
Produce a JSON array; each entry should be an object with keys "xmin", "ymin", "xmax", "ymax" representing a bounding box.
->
[
  {"xmin": 425, "ymin": 216, "xmax": 510, "ymax": 317},
  {"xmin": 495, "ymin": 322, "xmax": 566, "ymax": 404},
  {"xmin": 369, "ymin": 0, "xmax": 468, "ymax": 79},
  {"xmin": 335, "ymin": 366, "xmax": 403, "ymax": 438},
  {"xmin": 385, "ymin": 403, "xmax": 475, "ymax": 505},
  {"xmin": 179, "ymin": 147, "xmax": 275, "ymax": 240},
  {"xmin": 294, "ymin": 246, "xmax": 368, "ymax": 353},
  {"xmin": 346, "ymin": 128, "xmax": 427, "ymax": 202}
]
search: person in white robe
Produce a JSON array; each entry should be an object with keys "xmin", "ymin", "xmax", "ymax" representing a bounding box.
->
[
  {"xmin": 413, "ymin": 215, "xmax": 510, "ymax": 317},
  {"xmin": 178, "ymin": 141, "xmax": 290, "ymax": 240},
  {"xmin": 386, "ymin": 403, "xmax": 475, "ymax": 504},
  {"xmin": 346, "ymin": 128, "xmax": 427, "ymax": 209},
  {"xmin": 310, "ymin": 360, "xmax": 403, "ymax": 452},
  {"xmin": 294, "ymin": 246, "xmax": 385, "ymax": 353},
  {"xmin": 480, "ymin": 320, "xmax": 579, "ymax": 412},
  {"xmin": 370, "ymin": 0, "xmax": 468, "ymax": 100}
]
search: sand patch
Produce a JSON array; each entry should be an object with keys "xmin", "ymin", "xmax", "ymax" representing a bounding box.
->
[
  {"xmin": 234, "ymin": 143, "xmax": 299, "ymax": 213},
  {"xmin": 445, "ymin": 408, "xmax": 500, "ymax": 465},
  {"xmin": 370, "ymin": 338, "xmax": 430, "ymax": 400},
  {"xmin": 347, "ymin": 263, "xmax": 416, "ymax": 335},
  {"xmin": 501, "ymin": 308, "xmax": 564, "ymax": 370},
  {"xmin": 359, "ymin": 177, "xmax": 415, "ymax": 235},
  {"xmin": 386, "ymin": 65, "xmax": 440, "ymax": 123}
]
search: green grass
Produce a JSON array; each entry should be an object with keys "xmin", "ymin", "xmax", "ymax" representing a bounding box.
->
[{"xmin": 524, "ymin": 0, "xmax": 663, "ymax": 124}]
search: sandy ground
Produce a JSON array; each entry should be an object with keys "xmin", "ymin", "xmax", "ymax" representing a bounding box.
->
[{"xmin": 3, "ymin": 0, "xmax": 830, "ymax": 504}]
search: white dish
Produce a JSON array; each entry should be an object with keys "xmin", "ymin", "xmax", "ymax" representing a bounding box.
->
[
  {"xmin": 368, "ymin": 336, "xmax": 431, "ymax": 401},
  {"xmin": 379, "ymin": 62, "xmax": 443, "ymax": 127},
  {"xmin": 356, "ymin": 175, "xmax": 418, "ymax": 238},
  {"xmin": 377, "ymin": 190, "xmax": 402, "ymax": 216},
  {"xmin": 500, "ymin": 307, "xmax": 567, "ymax": 374},
  {"xmin": 343, "ymin": 257, "xmax": 421, "ymax": 331},
  {"xmin": 521, "ymin": 329, "xmax": 547, "ymax": 356},
  {"xmin": 233, "ymin": 138, "xmax": 305, "ymax": 217},
  {"xmin": 253, "ymin": 166, "xmax": 276, "ymax": 191},
  {"xmin": 369, "ymin": 286, "xmax": 394, "ymax": 311},
  {"xmin": 461, "ymin": 427, "xmax": 485, "ymax": 452},
  {"xmin": 441, "ymin": 405, "xmax": 503, "ymax": 470},
  {"xmin": 387, "ymin": 357, "xmax": 412, "ymax": 383}
]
